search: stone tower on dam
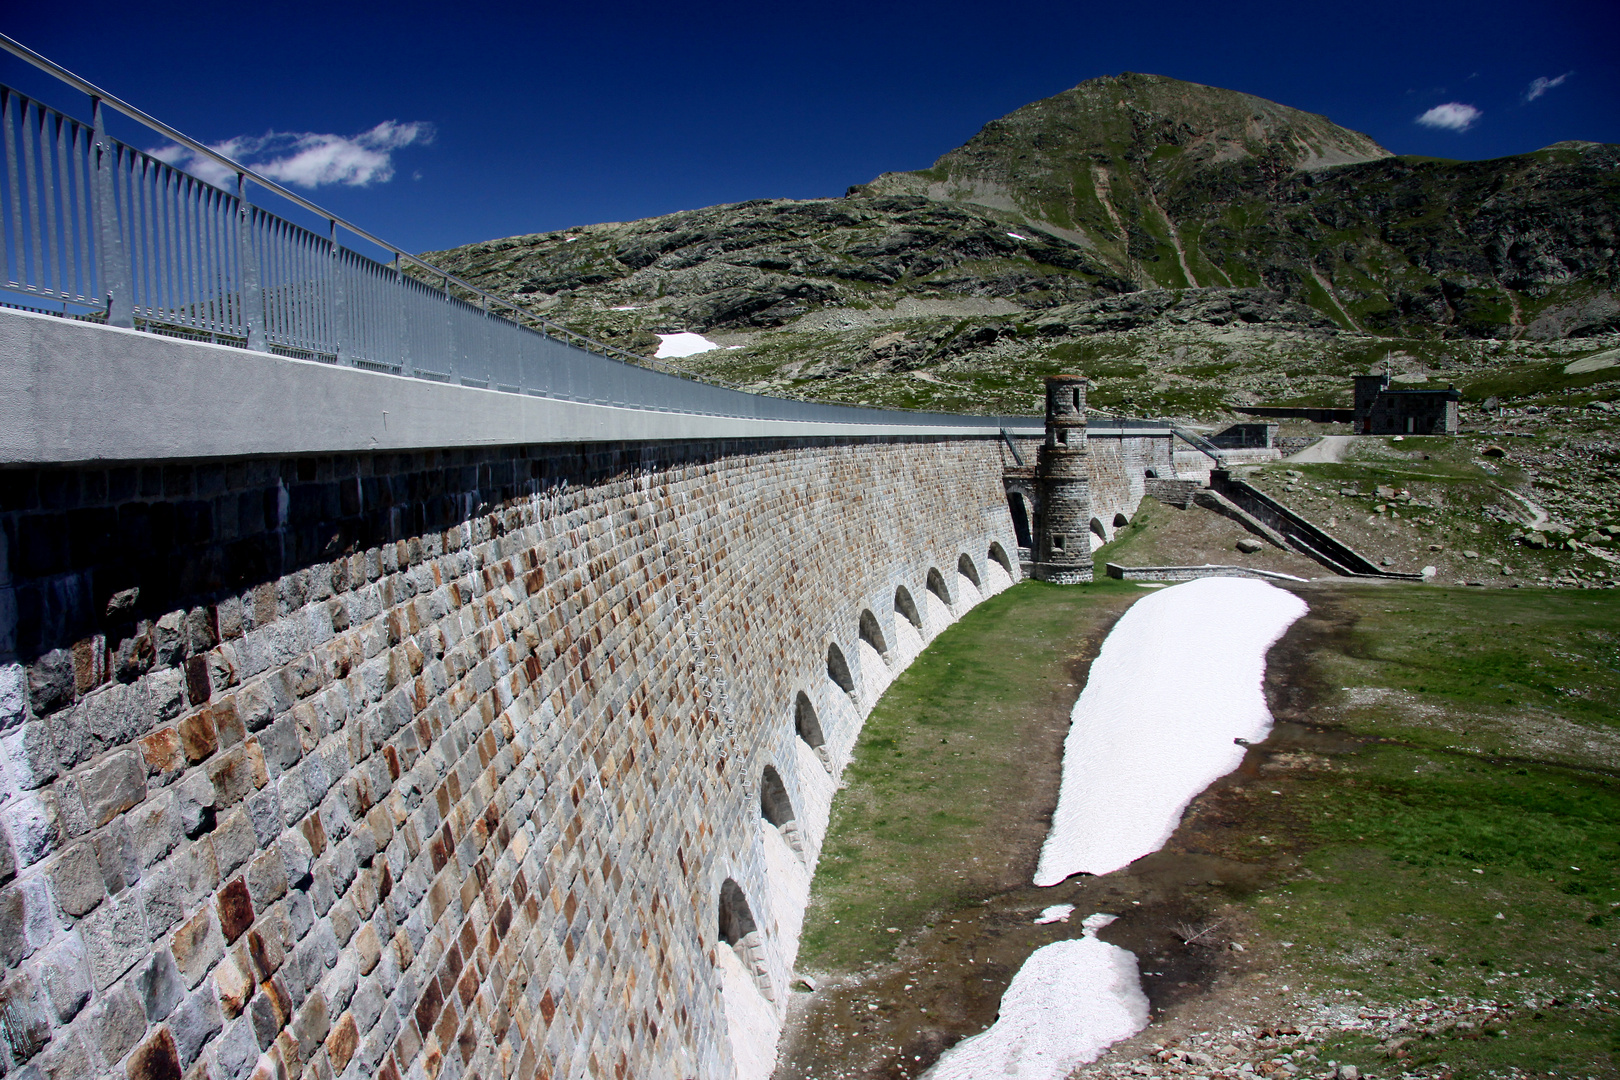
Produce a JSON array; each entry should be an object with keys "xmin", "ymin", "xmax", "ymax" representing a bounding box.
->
[{"xmin": 1034, "ymin": 375, "xmax": 1094, "ymax": 584}]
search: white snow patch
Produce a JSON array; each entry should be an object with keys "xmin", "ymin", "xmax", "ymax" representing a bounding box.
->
[
  {"xmin": 654, "ymin": 332, "xmax": 723, "ymax": 359},
  {"xmin": 1034, "ymin": 577, "xmax": 1308, "ymax": 884},
  {"xmin": 926, "ymin": 913, "xmax": 1148, "ymax": 1079},
  {"xmin": 717, "ymin": 944, "xmax": 780, "ymax": 1080},
  {"xmin": 1135, "ymin": 582, "xmax": 1167, "ymax": 589},
  {"xmin": 609, "ymin": 304, "xmax": 639, "ymax": 311},
  {"xmin": 1034, "ymin": 904, "xmax": 1074, "ymax": 924},
  {"xmin": 1007, "ymin": 232, "xmax": 1029, "ymax": 240}
]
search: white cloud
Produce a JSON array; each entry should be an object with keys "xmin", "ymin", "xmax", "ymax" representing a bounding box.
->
[
  {"xmin": 150, "ymin": 120, "xmax": 435, "ymax": 190},
  {"xmin": 1526, "ymin": 71, "xmax": 1573, "ymax": 101},
  {"xmin": 1415, "ymin": 102, "xmax": 1482, "ymax": 133}
]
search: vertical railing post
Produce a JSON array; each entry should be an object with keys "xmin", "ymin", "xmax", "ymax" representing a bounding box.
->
[
  {"xmin": 89, "ymin": 97, "xmax": 134, "ymax": 328},
  {"xmin": 393, "ymin": 253, "xmax": 410, "ymax": 376},
  {"xmin": 329, "ymin": 218, "xmax": 348, "ymax": 365},
  {"xmin": 236, "ymin": 172, "xmax": 266, "ymax": 351},
  {"xmin": 442, "ymin": 273, "xmax": 457, "ymax": 382}
]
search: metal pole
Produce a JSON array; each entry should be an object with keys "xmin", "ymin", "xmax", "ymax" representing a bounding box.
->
[
  {"xmin": 89, "ymin": 97, "xmax": 133, "ymax": 328},
  {"xmin": 329, "ymin": 218, "xmax": 348, "ymax": 365},
  {"xmin": 237, "ymin": 173, "xmax": 265, "ymax": 351}
]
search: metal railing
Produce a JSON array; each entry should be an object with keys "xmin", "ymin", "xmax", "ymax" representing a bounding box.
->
[{"xmin": 0, "ymin": 34, "xmax": 1049, "ymax": 429}]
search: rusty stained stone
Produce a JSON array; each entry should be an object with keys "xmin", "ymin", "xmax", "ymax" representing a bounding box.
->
[
  {"xmin": 324, "ymin": 1010, "xmax": 359, "ymax": 1073},
  {"xmin": 176, "ymin": 710, "xmax": 218, "ymax": 764},
  {"xmin": 138, "ymin": 726, "xmax": 185, "ymax": 778},
  {"xmin": 414, "ymin": 974, "xmax": 443, "ymax": 1035},
  {"xmin": 125, "ymin": 1026, "xmax": 183, "ymax": 1080},
  {"xmin": 214, "ymin": 953, "xmax": 253, "ymax": 1018},
  {"xmin": 215, "ymin": 877, "xmax": 253, "ymax": 943},
  {"xmin": 184, "ymin": 655, "xmax": 211, "ymax": 707}
]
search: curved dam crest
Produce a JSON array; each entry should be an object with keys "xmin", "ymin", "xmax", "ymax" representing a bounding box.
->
[{"xmin": 0, "ymin": 316, "xmax": 1207, "ymax": 1080}]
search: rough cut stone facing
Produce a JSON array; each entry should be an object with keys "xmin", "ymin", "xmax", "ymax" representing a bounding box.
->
[
  {"xmin": 134, "ymin": 949, "xmax": 185, "ymax": 1023},
  {"xmin": 0, "ymin": 967, "xmax": 54, "ymax": 1064},
  {"xmin": 79, "ymin": 749, "xmax": 147, "ymax": 828},
  {"xmin": 3, "ymin": 791, "xmax": 62, "ymax": 868},
  {"xmin": 0, "ymin": 436, "xmax": 1035, "ymax": 1080},
  {"xmin": 80, "ymin": 891, "xmax": 150, "ymax": 991},
  {"xmin": 82, "ymin": 978, "xmax": 146, "ymax": 1069},
  {"xmin": 124, "ymin": 1025, "xmax": 183, "ymax": 1080},
  {"xmin": 215, "ymin": 878, "xmax": 254, "ymax": 943},
  {"xmin": 48, "ymin": 841, "xmax": 106, "ymax": 917},
  {"xmin": 35, "ymin": 933, "xmax": 93, "ymax": 1023},
  {"xmin": 170, "ymin": 908, "xmax": 225, "ymax": 988}
]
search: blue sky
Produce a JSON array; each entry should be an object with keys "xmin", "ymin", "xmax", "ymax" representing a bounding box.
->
[{"xmin": 4, "ymin": 0, "xmax": 1615, "ymax": 255}]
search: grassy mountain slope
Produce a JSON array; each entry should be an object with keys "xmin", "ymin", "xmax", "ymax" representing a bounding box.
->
[{"xmin": 425, "ymin": 73, "xmax": 1620, "ymax": 418}]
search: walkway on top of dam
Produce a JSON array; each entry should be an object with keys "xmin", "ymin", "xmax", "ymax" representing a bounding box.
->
[{"xmin": 0, "ymin": 33, "xmax": 1181, "ymax": 465}]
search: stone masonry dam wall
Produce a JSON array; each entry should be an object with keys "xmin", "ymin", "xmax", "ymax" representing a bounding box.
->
[{"xmin": 0, "ymin": 431, "xmax": 1020, "ymax": 1080}]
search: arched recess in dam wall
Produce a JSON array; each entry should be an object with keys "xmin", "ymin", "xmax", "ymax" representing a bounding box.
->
[{"xmin": 0, "ymin": 435, "xmax": 1018, "ymax": 1080}]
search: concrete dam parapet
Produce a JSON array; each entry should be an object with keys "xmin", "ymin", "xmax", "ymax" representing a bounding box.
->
[{"xmin": 0, "ymin": 429, "xmax": 1020, "ymax": 1080}]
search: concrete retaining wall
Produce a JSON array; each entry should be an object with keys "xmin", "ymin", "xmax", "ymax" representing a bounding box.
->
[{"xmin": 0, "ymin": 435, "xmax": 1018, "ymax": 1080}]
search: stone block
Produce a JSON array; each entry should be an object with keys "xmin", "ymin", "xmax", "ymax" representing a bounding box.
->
[
  {"xmin": 80, "ymin": 891, "xmax": 149, "ymax": 991},
  {"xmin": 81, "ymin": 681, "xmax": 150, "ymax": 754},
  {"xmin": 135, "ymin": 948, "xmax": 186, "ymax": 1023},
  {"xmin": 47, "ymin": 841, "xmax": 105, "ymax": 917},
  {"xmin": 138, "ymin": 727, "xmax": 185, "ymax": 785},
  {"xmin": 214, "ymin": 953, "xmax": 253, "ymax": 1020},
  {"xmin": 35, "ymin": 932, "xmax": 92, "ymax": 1022},
  {"xmin": 32, "ymin": 1029, "xmax": 92, "ymax": 1080},
  {"xmin": 153, "ymin": 613, "xmax": 185, "ymax": 667},
  {"xmin": 175, "ymin": 771, "xmax": 216, "ymax": 839},
  {"xmin": 243, "ymin": 788, "xmax": 281, "ymax": 848},
  {"xmin": 211, "ymin": 1015, "xmax": 260, "ymax": 1080},
  {"xmin": 349, "ymin": 979, "xmax": 384, "ymax": 1036},
  {"xmin": 27, "ymin": 648, "xmax": 74, "ymax": 716},
  {"xmin": 170, "ymin": 907, "xmax": 224, "ymax": 989},
  {"xmin": 209, "ymin": 699, "xmax": 245, "ymax": 751},
  {"xmin": 215, "ymin": 878, "xmax": 254, "ymax": 944},
  {"xmin": 205, "ymin": 819, "xmax": 249, "ymax": 889},
  {"xmin": 275, "ymin": 766, "xmax": 311, "ymax": 830},
  {"xmin": 176, "ymin": 712, "xmax": 217, "ymax": 765},
  {"xmin": 243, "ymin": 849, "xmax": 287, "ymax": 910},
  {"xmin": 169, "ymin": 985, "xmax": 222, "ymax": 1066},
  {"xmin": 324, "ymin": 1011, "xmax": 358, "ymax": 1073},
  {"xmin": 51, "ymin": 775, "xmax": 90, "ymax": 838},
  {"xmin": 206, "ymin": 747, "xmax": 254, "ymax": 810},
  {"xmin": 148, "ymin": 668, "xmax": 186, "ymax": 725},
  {"xmin": 0, "ymin": 878, "xmax": 60, "ymax": 967},
  {"xmin": 79, "ymin": 749, "xmax": 148, "ymax": 827},
  {"xmin": 84, "ymin": 978, "xmax": 147, "ymax": 1069},
  {"xmin": 253, "ymin": 717, "xmax": 301, "ymax": 776},
  {"xmin": 130, "ymin": 791, "xmax": 181, "ymax": 867},
  {"xmin": 93, "ymin": 820, "xmax": 140, "ymax": 894},
  {"xmin": 124, "ymin": 1026, "xmax": 182, "ymax": 1080},
  {"xmin": 138, "ymin": 858, "xmax": 190, "ymax": 940},
  {"xmin": 0, "ymin": 660, "xmax": 26, "ymax": 731},
  {"xmin": 1, "ymin": 720, "xmax": 58, "ymax": 790},
  {"xmin": 352, "ymin": 922, "xmax": 381, "ymax": 978},
  {"xmin": 0, "ymin": 967, "xmax": 53, "ymax": 1065},
  {"xmin": 3, "ymin": 792, "xmax": 62, "ymax": 868},
  {"xmin": 184, "ymin": 656, "xmax": 211, "ymax": 710}
]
